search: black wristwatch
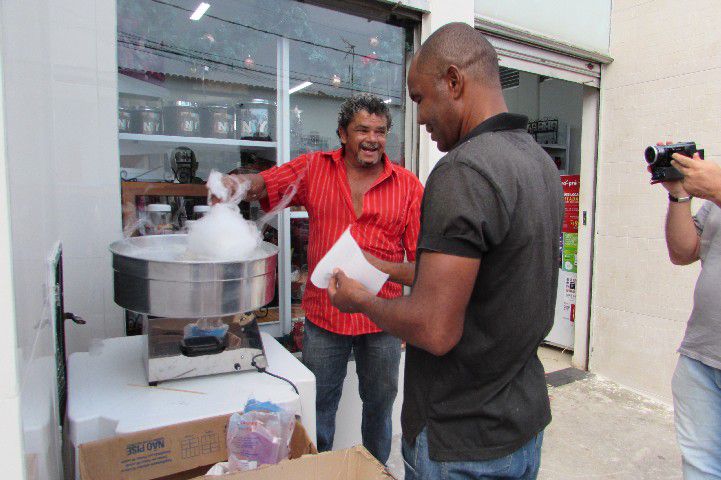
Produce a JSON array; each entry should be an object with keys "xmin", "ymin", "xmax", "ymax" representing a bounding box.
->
[{"xmin": 668, "ymin": 193, "xmax": 692, "ymax": 203}]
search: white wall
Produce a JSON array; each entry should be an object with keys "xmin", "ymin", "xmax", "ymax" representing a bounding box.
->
[
  {"xmin": 592, "ymin": 0, "xmax": 721, "ymax": 402},
  {"xmin": 503, "ymin": 72, "xmax": 539, "ymax": 120},
  {"xmin": 0, "ymin": 5, "xmax": 26, "ymax": 477},
  {"xmin": 539, "ymin": 78, "xmax": 583, "ymax": 174},
  {"xmin": 503, "ymin": 73, "xmax": 583, "ymax": 174},
  {"xmin": 0, "ymin": 0, "xmax": 122, "ymax": 478},
  {"xmin": 417, "ymin": 0, "xmax": 475, "ymax": 182},
  {"xmin": 474, "ymin": 0, "xmax": 612, "ymax": 55}
]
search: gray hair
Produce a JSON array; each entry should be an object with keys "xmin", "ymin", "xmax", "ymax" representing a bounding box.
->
[{"xmin": 336, "ymin": 93, "xmax": 392, "ymax": 139}]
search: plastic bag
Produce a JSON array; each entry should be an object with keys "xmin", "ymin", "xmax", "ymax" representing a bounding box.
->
[{"xmin": 226, "ymin": 399, "xmax": 296, "ymax": 472}]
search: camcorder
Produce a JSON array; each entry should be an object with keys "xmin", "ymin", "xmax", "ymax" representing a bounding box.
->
[{"xmin": 645, "ymin": 142, "xmax": 704, "ymax": 183}]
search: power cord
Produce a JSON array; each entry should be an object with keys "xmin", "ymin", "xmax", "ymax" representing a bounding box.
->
[{"xmin": 246, "ymin": 353, "xmax": 300, "ymax": 395}]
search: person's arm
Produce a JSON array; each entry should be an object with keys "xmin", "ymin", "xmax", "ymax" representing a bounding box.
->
[
  {"xmin": 211, "ymin": 156, "xmax": 309, "ymax": 208},
  {"xmin": 329, "ymin": 251, "xmax": 478, "ymax": 356},
  {"xmin": 649, "ymin": 142, "xmax": 703, "ymax": 265},
  {"xmin": 257, "ymin": 155, "xmax": 309, "ymax": 211},
  {"xmin": 231, "ymin": 173, "xmax": 267, "ymax": 201},
  {"xmin": 362, "ymin": 252, "xmax": 415, "ymax": 286},
  {"xmin": 665, "ymin": 193, "xmax": 700, "ymax": 265},
  {"xmin": 209, "ymin": 173, "xmax": 267, "ymax": 205},
  {"xmin": 360, "ymin": 178, "xmax": 423, "ymax": 287},
  {"xmin": 331, "ymin": 161, "xmax": 508, "ymax": 355}
]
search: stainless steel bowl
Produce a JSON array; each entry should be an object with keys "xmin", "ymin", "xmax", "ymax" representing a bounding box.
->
[{"xmin": 109, "ymin": 235, "xmax": 278, "ymax": 318}]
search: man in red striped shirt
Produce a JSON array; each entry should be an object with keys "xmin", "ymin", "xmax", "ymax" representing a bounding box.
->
[{"xmin": 222, "ymin": 93, "xmax": 423, "ymax": 463}]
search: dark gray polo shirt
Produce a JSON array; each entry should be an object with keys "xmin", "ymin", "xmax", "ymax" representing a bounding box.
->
[{"xmin": 402, "ymin": 113, "xmax": 564, "ymax": 461}]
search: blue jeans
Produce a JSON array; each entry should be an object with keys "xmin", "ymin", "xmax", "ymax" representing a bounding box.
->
[
  {"xmin": 302, "ymin": 320, "xmax": 401, "ymax": 464},
  {"xmin": 672, "ymin": 354, "xmax": 721, "ymax": 479},
  {"xmin": 402, "ymin": 428, "xmax": 544, "ymax": 480}
]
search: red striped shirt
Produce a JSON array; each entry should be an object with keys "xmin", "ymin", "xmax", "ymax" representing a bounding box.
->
[{"xmin": 260, "ymin": 148, "xmax": 423, "ymax": 335}]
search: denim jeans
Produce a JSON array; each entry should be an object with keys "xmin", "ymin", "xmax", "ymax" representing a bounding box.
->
[
  {"xmin": 402, "ymin": 427, "xmax": 544, "ymax": 480},
  {"xmin": 672, "ymin": 354, "xmax": 721, "ymax": 479},
  {"xmin": 302, "ymin": 320, "xmax": 401, "ymax": 464}
]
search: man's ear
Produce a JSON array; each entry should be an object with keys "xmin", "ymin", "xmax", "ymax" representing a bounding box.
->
[
  {"xmin": 446, "ymin": 65, "xmax": 463, "ymax": 100},
  {"xmin": 338, "ymin": 127, "xmax": 348, "ymax": 145}
]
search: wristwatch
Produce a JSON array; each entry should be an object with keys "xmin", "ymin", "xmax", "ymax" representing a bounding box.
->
[{"xmin": 668, "ymin": 193, "xmax": 692, "ymax": 203}]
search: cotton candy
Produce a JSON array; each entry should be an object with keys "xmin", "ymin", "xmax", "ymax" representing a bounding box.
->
[{"xmin": 186, "ymin": 170, "xmax": 261, "ymax": 261}]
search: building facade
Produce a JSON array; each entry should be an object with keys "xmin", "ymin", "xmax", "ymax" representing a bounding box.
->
[{"xmin": 0, "ymin": 0, "xmax": 715, "ymax": 477}]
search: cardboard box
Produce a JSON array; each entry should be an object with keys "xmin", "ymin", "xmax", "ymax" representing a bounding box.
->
[
  {"xmin": 193, "ymin": 446, "xmax": 394, "ymax": 480},
  {"xmin": 78, "ymin": 415, "xmax": 315, "ymax": 480}
]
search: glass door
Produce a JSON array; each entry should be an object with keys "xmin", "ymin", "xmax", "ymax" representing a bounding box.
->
[{"xmin": 281, "ymin": 2, "xmax": 413, "ymax": 341}]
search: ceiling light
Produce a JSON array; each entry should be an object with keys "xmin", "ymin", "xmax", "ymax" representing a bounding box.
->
[
  {"xmin": 190, "ymin": 2, "xmax": 210, "ymax": 21},
  {"xmin": 289, "ymin": 81, "xmax": 313, "ymax": 94}
]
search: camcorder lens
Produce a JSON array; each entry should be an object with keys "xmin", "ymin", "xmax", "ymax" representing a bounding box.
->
[{"xmin": 644, "ymin": 146, "xmax": 659, "ymax": 164}]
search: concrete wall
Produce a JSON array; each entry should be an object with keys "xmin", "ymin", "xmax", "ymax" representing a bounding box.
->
[
  {"xmin": 474, "ymin": 0, "xmax": 611, "ymax": 55},
  {"xmin": 591, "ymin": 0, "xmax": 721, "ymax": 402}
]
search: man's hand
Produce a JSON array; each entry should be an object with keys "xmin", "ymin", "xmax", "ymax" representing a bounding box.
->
[
  {"xmin": 672, "ymin": 152, "xmax": 721, "ymax": 204},
  {"xmin": 208, "ymin": 173, "xmax": 266, "ymax": 205},
  {"xmin": 328, "ymin": 269, "xmax": 372, "ymax": 313},
  {"xmin": 209, "ymin": 174, "xmax": 241, "ymax": 205},
  {"xmin": 649, "ymin": 141, "xmax": 688, "ymax": 197},
  {"xmin": 361, "ymin": 250, "xmax": 416, "ymax": 287}
]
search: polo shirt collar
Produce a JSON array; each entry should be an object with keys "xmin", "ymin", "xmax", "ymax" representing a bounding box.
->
[{"xmin": 457, "ymin": 112, "xmax": 529, "ymax": 146}]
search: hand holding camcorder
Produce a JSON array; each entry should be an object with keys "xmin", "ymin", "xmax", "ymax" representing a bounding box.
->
[{"xmin": 645, "ymin": 142, "xmax": 704, "ymax": 183}]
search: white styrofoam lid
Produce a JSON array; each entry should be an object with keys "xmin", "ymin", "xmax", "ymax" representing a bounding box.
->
[{"xmin": 66, "ymin": 333, "xmax": 314, "ymax": 443}]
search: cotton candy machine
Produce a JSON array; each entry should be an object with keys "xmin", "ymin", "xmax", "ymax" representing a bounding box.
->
[{"xmin": 109, "ymin": 234, "xmax": 278, "ymax": 384}]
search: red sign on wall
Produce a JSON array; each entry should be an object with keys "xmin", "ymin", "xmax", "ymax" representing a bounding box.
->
[{"xmin": 561, "ymin": 175, "xmax": 580, "ymax": 234}]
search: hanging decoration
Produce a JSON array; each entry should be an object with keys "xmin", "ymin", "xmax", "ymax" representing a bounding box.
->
[
  {"xmin": 369, "ymin": 36, "xmax": 380, "ymax": 48},
  {"xmin": 331, "ymin": 74, "xmax": 342, "ymax": 87},
  {"xmin": 360, "ymin": 52, "xmax": 378, "ymax": 66}
]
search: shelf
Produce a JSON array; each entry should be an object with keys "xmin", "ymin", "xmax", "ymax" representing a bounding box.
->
[
  {"xmin": 539, "ymin": 144, "xmax": 567, "ymax": 150},
  {"xmin": 120, "ymin": 181, "xmax": 208, "ymax": 234},
  {"xmin": 119, "ymin": 133, "xmax": 277, "ymax": 156}
]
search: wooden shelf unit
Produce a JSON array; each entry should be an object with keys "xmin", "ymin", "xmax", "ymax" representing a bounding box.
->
[{"xmin": 121, "ymin": 181, "xmax": 208, "ymax": 232}]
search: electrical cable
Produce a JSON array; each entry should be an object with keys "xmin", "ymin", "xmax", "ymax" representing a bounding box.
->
[{"xmin": 250, "ymin": 353, "xmax": 300, "ymax": 396}]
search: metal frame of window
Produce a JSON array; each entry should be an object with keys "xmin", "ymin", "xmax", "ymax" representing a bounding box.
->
[{"xmin": 474, "ymin": 18, "xmax": 608, "ymax": 370}]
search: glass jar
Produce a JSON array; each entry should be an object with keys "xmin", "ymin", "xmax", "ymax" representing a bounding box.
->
[
  {"xmin": 236, "ymin": 99, "xmax": 275, "ymax": 141},
  {"xmin": 118, "ymin": 107, "xmax": 133, "ymax": 133},
  {"xmin": 163, "ymin": 100, "xmax": 200, "ymax": 137},
  {"xmin": 201, "ymin": 104, "xmax": 235, "ymax": 139},
  {"xmin": 146, "ymin": 204, "xmax": 173, "ymax": 235},
  {"xmin": 193, "ymin": 204, "xmax": 210, "ymax": 220},
  {"xmin": 132, "ymin": 106, "xmax": 162, "ymax": 135}
]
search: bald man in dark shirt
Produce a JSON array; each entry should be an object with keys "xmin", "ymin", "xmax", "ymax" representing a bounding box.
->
[{"xmin": 328, "ymin": 23, "xmax": 563, "ymax": 480}]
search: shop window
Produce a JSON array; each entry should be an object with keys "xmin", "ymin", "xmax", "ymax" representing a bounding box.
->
[{"xmin": 116, "ymin": 0, "xmax": 414, "ymax": 334}]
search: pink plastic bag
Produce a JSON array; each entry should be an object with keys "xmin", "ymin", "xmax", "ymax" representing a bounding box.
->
[{"xmin": 226, "ymin": 401, "xmax": 295, "ymax": 472}]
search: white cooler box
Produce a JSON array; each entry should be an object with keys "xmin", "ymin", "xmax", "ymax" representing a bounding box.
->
[{"xmin": 64, "ymin": 332, "xmax": 315, "ymax": 480}]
